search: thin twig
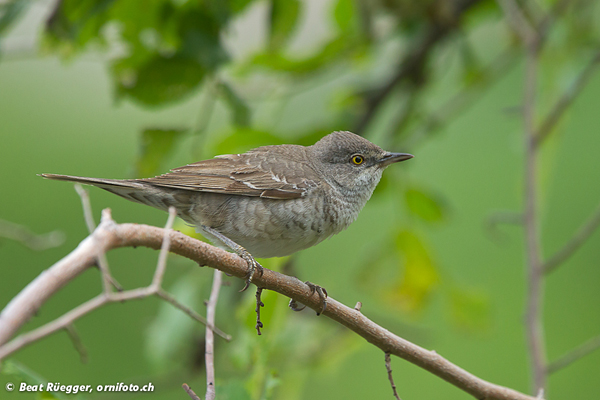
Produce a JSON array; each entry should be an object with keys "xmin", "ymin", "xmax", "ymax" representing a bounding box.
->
[
  {"xmin": 0, "ymin": 219, "xmax": 65, "ymax": 250},
  {"xmin": 205, "ymin": 269, "xmax": 223, "ymax": 400},
  {"xmin": 404, "ymin": 46, "xmax": 519, "ymax": 148},
  {"xmin": 152, "ymin": 207, "xmax": 177, "ymax": 288},
  {"xmin": 522, "ymin": 31, "xmax": 547, "ymax": 400},
  {"xmin": 546, "ymin": 335, "xmax": 600, "ymax": 375},
  {"xmin": 543, "ymin": 201, "xmax": 600, "ymax": 274},
  {"xmin": 255, "ymin": 287, "xmax": 265, "ymax": 335},
  {"xmin": 64, "ymin": 323, "xmax": 88, "ymax": 364},
  {"xmin": 405, "ymin": 0, "xmax": 574, "ymax": 149},
  {"xmin": 385, "ymin": 352, "xmax": 402, "ymax": 400},
  {"xmin": 74, "ymin": 184, "xmax": 112, "ymax": 294},
  {"xmin": 534, "ymin": 51, "xmax": 600, "ymax": 147},
  {"xmin": 354, "ymin": 0, "xmax": 483, "ymax": 134},
  {"xmin": 156, "ymin": 290, "xmax": 231, "ymax": 341},
  {"xmin": 182, "ymin": 383, "xmax": 202, "ymax": 400},
  {"xmin": 74, "ymin": 184, "xmax": 96, "ymax": 234},
  {"xmin": 496, "ymin": 0, "xmax": 547, "ymax": 394},
  {"xmin": 496, "ymin": 0, "xmax": 538, "ymax": 46}
]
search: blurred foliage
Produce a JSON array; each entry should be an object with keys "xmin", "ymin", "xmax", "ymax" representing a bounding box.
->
[
  {"xmin": 135, "ymin": 128, "xmax": 187, "ymax": 177},
  {"xmin": 0, "ymin": 0, "xmax": 30, "ymax": 35},
  {"xmin": 2, "ymin": 360, "xmax": 67, "ymax": 400},
  {"xmin": 1, "ymin": 0, "xmax": 599, "ymax": 398}
]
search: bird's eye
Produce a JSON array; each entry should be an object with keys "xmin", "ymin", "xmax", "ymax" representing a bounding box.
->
[{"xmin": 351, "ymin": 155, "xmax": 364, "ymax": 165}]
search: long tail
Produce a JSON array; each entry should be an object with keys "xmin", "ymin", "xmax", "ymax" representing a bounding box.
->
[
  {"xmin": 40, "ymin": 173, "xmax": 183, "ymax": 212},
  {"xmin": 40, "ymin": 174, "xmax": 145, "ymax": 190}
]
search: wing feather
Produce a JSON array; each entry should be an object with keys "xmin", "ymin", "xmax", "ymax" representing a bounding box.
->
[{"xmin": 142, "ymin": 147, "xmax": 319, "ymax": 199}]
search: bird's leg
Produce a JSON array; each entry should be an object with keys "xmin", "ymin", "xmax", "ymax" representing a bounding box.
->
[
  {"xmin": 305, "ymin": 281, "xmax": 328, "ymax": 315},
  {"xmin": 201, "ymin": 225, "xmax": 264, "ymax": 292}
]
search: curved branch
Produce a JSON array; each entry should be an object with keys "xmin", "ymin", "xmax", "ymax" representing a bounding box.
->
[{"xmin": 0, "ymin": 210, "xmax": 540, "ymax": 400}]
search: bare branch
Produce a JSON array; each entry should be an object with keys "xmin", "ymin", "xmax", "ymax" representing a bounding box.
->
[
  {"xmin": 354, "ymin": 0, "xmax": 484, "ymax": 134},
  {"xmin": 64, "ymin": 323, "xmax": 88, "ymax": 364},
  {"xmin": 547, "ymin": 335, "xmax": 600, "ymax": 375},
  {"xmin": 0, "ymin": 211, "xmax": 542, "ymax": 400},
  {"xmin": 155, "ymin": 290, "xmax": 231, "ymax": 341},
  {"xmin": 0, "ymin": 210, "xmax": 230, "ymax": 361},
  {"xmin": 534, "ymin": 51, "xmax": 600, "ymax": 147},
  {"xmin": 522, "ymin": 27, "xmax": 547, "ymax": 400},
  {"xmin": 543, "ymin": 202, "xmax": 600, "ymax": 274},
  {"xmin": 496, "ymin": 0, "xmax": 538, "ymax": 47},
  {"xmin": 151, "ymin": 207, "xmax": 177, "ymax": 289},
  {"xmin": 0, "ymin": 294, "xmax": 109, "ymax": 360},
  {"xmin": 496, "ymin": 0, "xmax": 547, "ymax": 393},
  {"xmin": 385, "ymin": 352, "xmax": 402, "ymax": 400},
  {"xmin": 74, "ymin": 184, "xmax": 112, "ymax": 294},
  {"xmin": 205, "ymin": 269, "xmax": 223, "ymax": 400},
  {"xmin": 0, "ymin": 219, "xmax": 65, "ymax": 251},
  {"xmin": 74, "ymin": 184, "xmax": 96, "ymax": 234},
  {"xmin": 182, "ymin": 383, "xmax": 202, "ymax": 400},
  {"xmin": 404, "ymin": 46, "xmax": 519, "ymax": 147}
]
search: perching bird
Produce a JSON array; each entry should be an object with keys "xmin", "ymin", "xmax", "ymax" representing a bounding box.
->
[{"xmin": 42, "ymin": 131, "xmax": 413, "ymax": 312}]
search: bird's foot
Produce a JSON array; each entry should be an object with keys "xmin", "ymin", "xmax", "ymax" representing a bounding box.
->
[
  {"xmin": 239, "ymin": 250, "xmax": 264, "ymax": 292},
  {"xmin": 288, "ymin": 298, "xmax": 306, "ymax": 312},
  {"xmin": 305, "ymin": 281, "xmax": 328, "ymax": 315}
]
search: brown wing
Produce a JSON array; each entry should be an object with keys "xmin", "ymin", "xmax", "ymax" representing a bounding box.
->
[{"xmin": 141, "ymin": 146, "xmax": 320, "ymax": 200}]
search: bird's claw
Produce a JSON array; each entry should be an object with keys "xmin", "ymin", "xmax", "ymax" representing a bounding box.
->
[
  {"xmin": 288, "ymin": 298, "xmax": 306, "ymax": 311},
  {"xmin": 239, "ymin": 252, "xmax": 264, "ymax": 292},
  {"xmin": 305, "ymin": 281, "xmax": 328, "ymax": 315}
]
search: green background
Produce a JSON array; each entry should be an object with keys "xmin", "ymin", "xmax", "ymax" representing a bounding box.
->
[{"xmin": 1, "ymin": 1, "xmax": 599, "ymax": 399}]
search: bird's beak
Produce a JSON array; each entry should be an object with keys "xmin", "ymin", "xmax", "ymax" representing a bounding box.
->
[{"xmin": 378, "ymin": 152, "xmax": 414, "ymax": 168}]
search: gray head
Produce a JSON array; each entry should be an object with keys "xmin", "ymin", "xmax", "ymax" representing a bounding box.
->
[{"xmin": 309, "ymin": 131, "xmax": 413, "ymax": 196}]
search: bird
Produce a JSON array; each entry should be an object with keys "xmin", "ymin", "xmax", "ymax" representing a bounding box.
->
[{"xmin": 41, "ymin": 131, "xmax": 413, "ymax": 313}]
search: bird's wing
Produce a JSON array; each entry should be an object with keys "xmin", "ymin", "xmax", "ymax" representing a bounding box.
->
[{"xmin": 142, "ymin": 147, "xmax": 320, "ymax": 199}]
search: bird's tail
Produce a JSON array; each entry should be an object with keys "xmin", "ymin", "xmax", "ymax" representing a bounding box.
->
[{"xmin": 39, "ymin": 173, "xmax": 184, "ymax": 213}]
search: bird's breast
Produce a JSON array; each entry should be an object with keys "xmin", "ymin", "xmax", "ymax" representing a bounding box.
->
[{"xmin": 189, "ymin": 191, "xmax": 339, "ymax": 258}]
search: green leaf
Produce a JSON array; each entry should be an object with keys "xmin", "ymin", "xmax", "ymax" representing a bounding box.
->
[
  {"xmin": 115, "ymin": 55, "xmax": 207, "ymax": 106},
  {"xmin": 333, "ymin": 0, "xmax": 357, "ymax": 33},
  {"xmin": 388, "ymin": 230, "xmax": 439, "ymax": 313},
  {"xmin": 134, "ymin": 127, "xmax": 187, "ymax": 177},
  {"xmin": 459, "ymin": 38, "xmax": 485, "ymax": 86},
  {"xmin": 0, "ymin": 0, "xmax": 31, "ymax": 35},
  {"xmin": 405, "ymin": 187, "xmax": 447, "ymax": 223},
  {"xmin": 43, "ymin": 0, "xmax": 116, "ymax": 54},
  {"xmin": 219, "ymin": 82, "xmax": 251, "ymax": 127},
  {"xmin": 269, "ymin": 0, "xmax": 301, "ymax": 50},
  {"xmin": 44, "ymin": 0, "xmax": 235, "ymax": 106},
  {"xmin": 249, "ymin": 35, "xmax": 361, "ymax": 75}
]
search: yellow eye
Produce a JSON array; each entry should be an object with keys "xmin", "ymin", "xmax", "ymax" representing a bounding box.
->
[{"xmin": 351, "ymin": 155, "xmax": 364, "ymax": 165}]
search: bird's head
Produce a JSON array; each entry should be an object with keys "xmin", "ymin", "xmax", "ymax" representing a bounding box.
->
[{"xmin": 309, "ymin": 131, "xmax": 413, "ymax": 197}]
